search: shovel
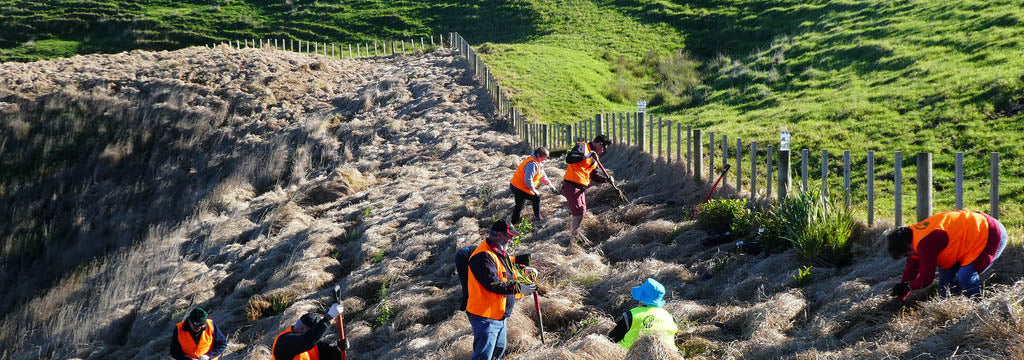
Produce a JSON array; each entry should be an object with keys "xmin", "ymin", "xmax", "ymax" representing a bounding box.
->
[
  {"xmin": 694, "ymin": 163, "xmax": 732, "ymax": 217},
  {"xmin": 528, "ymin": 273, "xmax": 545, "ymax": 344},
  {"xmin": 333, "ymin": 285, "xmax": 349, "ymax": 360},
  {"xmin": 592, "ymin": 153, "xmax": 628, "ymax": 203}
]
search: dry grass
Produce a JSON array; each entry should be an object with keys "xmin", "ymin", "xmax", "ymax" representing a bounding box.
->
[{"xmin": 3, "ymin": 44, "xmax": 1024, "ymax": 360}]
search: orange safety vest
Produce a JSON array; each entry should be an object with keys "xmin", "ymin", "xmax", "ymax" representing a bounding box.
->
[
  {"xmin": 272, "ymin": 327, "xmax": 320, "ymax": 360},
  {"xmin": 465, "ymin": 240, "xmax": 522, "ymax": 320},
  {"xmin": 910, "ymin": 210, "xmax": 990, "ymax": 269},
  {"xmin": 176, "ymin": 319, "xmax": 216, "ymax": 359},
  {"xmin": 564, "ymin": 143, "xmax": 597, "ymax": 186},
  {"xmin": 510, "ymin": 156, "xmax": 543, "ymax": 195}
]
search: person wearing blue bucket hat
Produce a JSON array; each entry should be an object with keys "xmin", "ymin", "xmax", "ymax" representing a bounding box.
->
[{"xmin": 608, "ymin": 278, "xmax": 678, "ymax": 349}]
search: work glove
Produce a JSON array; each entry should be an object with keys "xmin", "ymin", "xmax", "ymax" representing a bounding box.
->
[
  {"xmin": 519, "ymin": 283, "xmax": 537, "ymax": 296},
  {"xmin": 524, "ymin": 267, "xmax": 539, "ymax": 278},
  {"xmin": 588, "ymin": 151, "xmax": 598, "ymax": 159},
  {"xmin": 608, "ymin": 175, "xmax": 615, "ymax": 183},
  {"xmin": 891, "ymin": 282, "xmax": 911, "ymax": 299},
  {"xmin": 328, "ymin": 303, "xmax": 343, "ymax": 318},
  {"xmin": 199, "ymin": 355, "xmax": 210, "ymax": 360}
]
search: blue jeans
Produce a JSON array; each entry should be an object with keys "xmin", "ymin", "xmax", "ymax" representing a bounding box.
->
[
  {"xmin": 937, "ymin": 219, "xmax": 1008, "ymax": 297},
  {"xmin": 467, "ymin": 313, "xmax": 506, "ymax": 360}
]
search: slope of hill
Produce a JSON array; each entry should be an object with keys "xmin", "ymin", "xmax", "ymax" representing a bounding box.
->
[
  {"xmin": 2, "ymin": 47, "xmax": 1023, "ymax": 359},
  {"xmin": 2, "ymin": 0, "xmax": 1022, "ymax": 221}
]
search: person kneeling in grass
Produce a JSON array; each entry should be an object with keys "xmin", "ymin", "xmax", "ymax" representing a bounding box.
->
[
  {"xmin": 608, "ymin": 278, "xmax": 678, "ymax": 350},
  {"xmin": 509, "ymin": 147, "xmax": 556, "ymax": 225},
  {"xmin": 887, "ymin": 209, "xmax": 1007, "ymax": 300}
]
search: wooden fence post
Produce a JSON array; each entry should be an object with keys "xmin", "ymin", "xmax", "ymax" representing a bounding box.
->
[
  {"xmin": 916, "ymin": 152, "xmax": 932, "ymax": 221},
  {"xmin": 821, "ymin": 150, "xmax": 829, "ymax": 198},
  {"xmin": 693, "ymin": 129, "xmax": 703, "ymax": 182},
  {"xmin": 709, "ymin": 131, "xmax": 716, "ymax": 180},
  {"xmin": 736, "ymin": 138, "xmax": 742, "ymax": 190},
  {"xmin": 658, "ymin": 117, "xmax": 664, "ymax": 159},
  {"xmin": 779, "ymin": 149, "xmax": 791, "ymax": 200},
  {"xmin": 750, "ymin": 142, "xmax": 758, "ymax": 200},
  {"xmin": 767, "ymin": 145, "xmax": 774, "ymax": 201},
  {"xmin": 648, "ymin": 114, "xmax": 654, "ymax": 154},
  {"xmin": 667, "ymin": 120, "xmax": 672, "ymax": 162},
  {"xmin": 991, "ymin": 152, "xmax": 1000, "ymax": 219},
  {"xmin": 867, "ymin": 151, "xmax": 875, "ymax": 226},
  {"xmin": 625, "ymin": 113, "xmax": 632, "ymax": 146},
  {"xmin": 676, "ymin": 123, "xmax": 682, "ymax": 164},
  {"xmin": 595, "ymin": 114, "xmax": 603, "ymax": 137},
  {"xmin": 801, "ymin": 149, "xmax": 809, "ymax": 192},
  {"xmin": 895, "ymin": 151, "xmax": 903, "ymax": 225},
  {"xmin": 843, "ymin": 150, "xmax": 851, "ymax": 208},
  {"xmin": 955, "ymin": 152, "xmax": 964, "ymax": 209},
  {"xmin": 686, "ymin": 125, "xmax": 692, "ymax": 175},
  {"xmin": 721, "ymin": 134, "xmax": 728, "ymax": 179},
  {"xmin": 637, "ymin": 112, "xmax": 646, "ymax": 151}
]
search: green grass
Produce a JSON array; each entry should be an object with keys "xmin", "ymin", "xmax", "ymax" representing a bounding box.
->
[{"xmin": 2, "ymin": 0, "xmax": 1022, "ymax": 224}]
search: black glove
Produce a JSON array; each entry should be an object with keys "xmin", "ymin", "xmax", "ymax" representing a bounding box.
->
[{"xmin": 891, "ymin": 282, "xmax": 911, "ymax": 298}]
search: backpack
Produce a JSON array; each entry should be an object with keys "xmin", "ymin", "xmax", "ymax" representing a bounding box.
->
[
  {"xmin": 565, "ymin": 143, "xmax": 587, "ymax": 165},
  {"xmin": 455, "ymin": 245, "xmax": 476, "ymax": 311}
]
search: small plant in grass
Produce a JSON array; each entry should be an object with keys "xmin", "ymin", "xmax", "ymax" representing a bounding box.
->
[
  {"xmin": 371, "ymin": 246, "xmax": 388, "ymax": 264},
  {"xmin": 696, "ymin": 198, "xmax": 753, "ymax": 236},
  {"xmin": 569, "ymin": 317, "xmax": 599, "ymax": 337},
  {"xmin": 509, "ymin": 218, "xmax": 533, "ymax": 250},
  {"xmin": 790, "ymin": 265, "xmax": 814, "ymax": 288},
  {"xmin": 245, "ymin": 291, "xmax": 297, "ymax": 321},
  {"xmin": 374, "ymin": 278, "xmax": 394, "ymax": 328}
]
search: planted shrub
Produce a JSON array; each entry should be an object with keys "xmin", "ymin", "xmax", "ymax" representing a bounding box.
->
[
  {"xmin": 767, "ymin": 191, "xmax": 854, "ymax": 266},
  {"xmin": 696, "ymin": 198, "xmax": 753, "ymax": 236}
]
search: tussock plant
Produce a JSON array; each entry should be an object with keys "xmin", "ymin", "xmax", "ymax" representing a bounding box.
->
[
  {"xmin": 246, "ymin": 291, "xmax": 298, "ymax": 321},
  {"xmin": 696, "ymin": 198, "xmax": 753, "ymax": 236},
  {"xmin": 758, "ymin": 191, "xmax": 854, "ymax": 265}
]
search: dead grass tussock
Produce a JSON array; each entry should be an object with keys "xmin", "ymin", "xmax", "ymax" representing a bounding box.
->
[{"xmin": 624, "ymin": 334, "xmax": 684, "ymax": 360}]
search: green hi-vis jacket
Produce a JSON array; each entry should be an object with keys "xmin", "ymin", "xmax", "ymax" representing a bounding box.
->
[{"xmin": 618, "ymin": 306, "xmax": 678, "ymax": 349}]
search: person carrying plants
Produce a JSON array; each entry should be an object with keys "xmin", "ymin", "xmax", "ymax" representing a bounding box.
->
[
  {"xmin": 509, "ymin": 147, "xmax": 557, "ymax": 225},
  {"xmin": 463, "ymin": 219, "xmax": 538, "ymax": 360},
  {"xmin": 170, "ymin": 307, "xmax": 227, "ymax": 360},
  {"xmin": 608, "ymin": 278, "xmax": 679, "ymax": 350},
  {"xmin": 562, "ymin": 135, "xmax": 612, "ymax": 239},
  {"xmin": 272, "ymin": 306, "xmax": 344, "ymax": 360},
  {"xmin": 887, "ymin": 209, "xmax": 1007, "ymax": 300}
]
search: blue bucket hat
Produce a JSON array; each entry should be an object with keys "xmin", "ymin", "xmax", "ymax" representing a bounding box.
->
[{"xmin": 631, "ymin": 278, "xmax": 666, "ymax": 307}]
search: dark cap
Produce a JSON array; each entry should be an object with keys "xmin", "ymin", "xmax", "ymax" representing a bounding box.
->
[
  {"xmin": 490, "ymin": 219, "xmax": 520, "ymax": 237},
  {"xmin": 299, "ymin": 312, "xmax": 323, "ymax": 327},
  {"xmin": 187, "ymin": 307, "xmax": 208, "ymax": 327},
  {"xmin": 592, "ymin": 134, "xmax": 611, "ymax": 147}
]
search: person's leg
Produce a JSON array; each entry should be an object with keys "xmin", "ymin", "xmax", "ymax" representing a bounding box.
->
[
  {"xmin": 956, "ymin": 264, "xmax": 982, "ymax": 297},
  {"xmin": 937, "ymin": 266, "xmax": 959, "ymax": 297},
  {"xmin": 492, "ymin": 319, "xmax": 508, "ymax": 360},
  {"xmin": 511, "ymin": 186, "xmax": 526, "ymax": 225},
  {"xmin": 529, "ymin": 193, "xmax": 542, "ymax": 220},
  {"xmin": 468, "ymin": 313, "xmax": 499, "ymax": 360}
]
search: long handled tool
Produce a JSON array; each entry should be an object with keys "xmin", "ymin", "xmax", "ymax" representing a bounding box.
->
[
  {"xmin": 529, "ymin": 274, "xmax": 545, "ymax": 344},
  {"xmin": 333, "ymin": 285, "xmax": 349, "ymax": 360},
  {"xmin": 694, "ymin": 163, "xmax": 732, "ymax": 217},
  {"xmin": 592, "ymin": 154, "xmax": 628, "ymax": 203}
]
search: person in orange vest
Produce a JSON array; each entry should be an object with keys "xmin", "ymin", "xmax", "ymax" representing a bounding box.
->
[
  {"xmin": 465, "ymin": 220, "xmax": 537, "ymax": 360},
  {"xmin": 170, "ymin": 307, "xmax": 227, "ymax": 360},
  {"xmin": 562, "ymin": 135, "xmax": 612, "ymax": 238},
  {"xmin": 272, "ymin": 305, "xmax": 343, "ymax": 360},
  {"xmin": 509, "ymin": 147, "xmax": 557, "ymax": 225},
  {"xmin": 887, "ymin": 210, "xmax": 1008, "ymax": 299}
]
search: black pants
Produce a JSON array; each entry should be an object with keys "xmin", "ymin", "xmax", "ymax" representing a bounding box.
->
[{"xmin": 510, "ymin": 185, "xmax": 541, "ymax": 225}]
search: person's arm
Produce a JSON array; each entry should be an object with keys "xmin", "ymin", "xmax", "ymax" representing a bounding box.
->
[
  {"xmin": 537, "ymin": 163, "xmax": 552, "ymax": 186},
  {"xmin": 590, "ymin": 168, "xmax": 610, "ymax": 184},
  {"xmin": 900, "ymin": 256, "xmax": 919, "ymax": 283},
  {"xmin": 469, "ymin": 252, "xmax": 519, "ymax": 295},
  {"xmin": 523, "ymin": 161, "xmax": 540, "ymax": 194},
  {"xmin": 907, "ymin": 231, "xmax": 949, "ymax": 290},
  {"xmin": 273, "ymin": 321, "xmax": 331, "ymax": 360},
  {"xmin": 207, "ymin": 322, "xmax": 228, "ymax": 358},
  {"xmin": 169, "ymin": 328, "xmax": 191, "ymax": 360},
  {"xmin": 608, "ymin": 311, "xmax": 632, "ymax": 343}
]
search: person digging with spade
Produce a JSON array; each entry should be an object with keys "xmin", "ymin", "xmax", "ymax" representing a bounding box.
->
[
  {"xmin": 509, "ymin": 147, "xmax": 557, "ymax": 226},
  {"xmin": 465, "ymin": 219, "xmax": 538, "ymax": 360},
  {"xmin": 562, "ymin": 134, "xmax": 613, "ymax": 241},
  {"xmin": 272, "ymin": 303, "xmax": 345, "ymax": 360}
]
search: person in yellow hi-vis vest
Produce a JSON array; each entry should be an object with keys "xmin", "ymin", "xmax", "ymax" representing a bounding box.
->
[
  {"xmin": 608, "ymin": 278, "xmax": 678, "ymax": 350},
  {"xmin": 887, "ymin": 209, "xmax": 1007, "ymax": 299}
]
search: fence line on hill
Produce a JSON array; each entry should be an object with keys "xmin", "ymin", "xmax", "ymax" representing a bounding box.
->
[
  {"xmin": 446, "ymin": 33, "xmax": 1002, "ymax": 228},
  {"xmin": 211, "ymin": 33, "xmax": 1003, "ymax": 227}
]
